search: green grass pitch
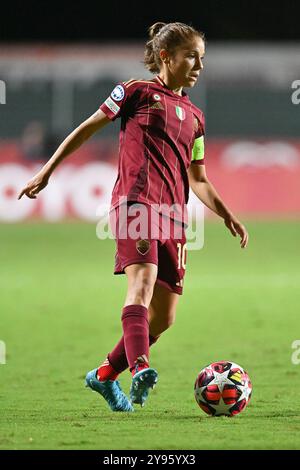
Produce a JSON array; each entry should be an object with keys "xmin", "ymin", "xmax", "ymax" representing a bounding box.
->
[{"xmin": 0, "ymin": 220, "xmax": 300, "ymax": 450}]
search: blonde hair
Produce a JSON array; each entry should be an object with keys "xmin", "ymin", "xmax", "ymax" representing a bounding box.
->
[{"xmin": 144, "ymin": 22, "xmax": 205, "ymax": 74}]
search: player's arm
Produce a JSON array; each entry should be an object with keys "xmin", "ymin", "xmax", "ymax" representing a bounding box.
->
[
  {"xmin": 18, "ymin": 110, "xmax": 111, "ymax": 200},
  {"xmin": 188, "ymin": 163, "xmax": 249, "ymax": 248}
]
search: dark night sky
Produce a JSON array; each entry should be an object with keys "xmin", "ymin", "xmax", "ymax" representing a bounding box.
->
[{"xmin": 1, "ymin": 0, "xmax": 299, "ymax": 42}]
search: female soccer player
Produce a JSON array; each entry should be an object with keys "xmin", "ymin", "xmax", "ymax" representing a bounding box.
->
[{"xmin": 18, "ymin": 22, "xmax": 248, "ymax": 412}]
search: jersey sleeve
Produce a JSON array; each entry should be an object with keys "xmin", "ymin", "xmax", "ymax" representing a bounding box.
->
[
  {"xmin": 191, "ymin": 111, "xmax": 205, "ymax": 165},
  {"xmin": 99, "ymin": 82, "xmax": 135, "ymax": 121}
]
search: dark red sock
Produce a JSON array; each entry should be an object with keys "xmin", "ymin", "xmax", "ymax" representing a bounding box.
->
[
  {"xmin": 107, "ymin": 334, "xmax": 159, "ymax": 376},
  {"xmin": 121, "ymin": 304, "xmax": 150, "ymax": 371}
]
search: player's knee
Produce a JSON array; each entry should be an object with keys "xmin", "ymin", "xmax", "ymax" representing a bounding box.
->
[
  {"xmin": 127, "ymin": 276, "xmax": 155, "ymax": 305},
  {"xmin": 136, "ymin": 277, "xmax": 155, "ymax": 300}
]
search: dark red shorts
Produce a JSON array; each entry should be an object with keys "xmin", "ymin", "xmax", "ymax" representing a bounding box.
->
[{"xmin": 110, "ymin": 203, "xmax": 187, "ymax": 295}]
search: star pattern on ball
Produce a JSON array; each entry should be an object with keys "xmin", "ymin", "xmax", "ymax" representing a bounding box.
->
[
  {"xmin": 209, "ymin": 397, "xmax": 236, "ymax": 415},
  {"xmin": 195, "ymin": 362, "xmax": 252, "ymax": 417},
  {"xmin": 209, "ymin": 369, "xmax": 233, "ymax": 392},
  {"xmin": 198, "ymin": 368, "xmax": 247, "ymax": 415},
  {"xmin": 237, "ymin": 380, "xmax": 252, "ymax": 401}
]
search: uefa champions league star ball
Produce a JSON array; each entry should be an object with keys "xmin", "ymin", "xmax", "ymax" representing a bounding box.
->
[{"xmin": 194, "ymin": 361, "xmax": 252, "ymax": 416}]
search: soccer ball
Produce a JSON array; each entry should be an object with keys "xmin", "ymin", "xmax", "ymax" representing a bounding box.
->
[{"xmin": 194, "ymin": 361, "xmax": 252, "ymax": 417}]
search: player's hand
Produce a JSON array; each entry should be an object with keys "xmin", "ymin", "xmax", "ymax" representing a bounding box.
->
[
  {"xmin": 224, "ymin": 215, "xmax": 249, "ymax": 248},
  {"xmin": 18, "ymin": 171, "xmax": 50, "ymax": 200}
]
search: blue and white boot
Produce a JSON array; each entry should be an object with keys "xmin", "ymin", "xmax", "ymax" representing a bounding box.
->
[
  {"xmin": 85, "ymin": 368, "xmax": 134, "ymax": 412},
  {"xmin": 130, "ymin": 367, "xmax": 158, "ymax": 407}
]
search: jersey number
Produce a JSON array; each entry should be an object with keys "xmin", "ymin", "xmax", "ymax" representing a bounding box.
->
[{"xmin": 177, "ymin": 243, "xmax": 187, "ymax": 270}]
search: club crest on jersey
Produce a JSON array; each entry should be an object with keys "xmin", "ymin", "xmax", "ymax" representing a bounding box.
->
[
  {"xmin": 136, "ymin": 239, "xmax": 151, "ymax": 255},
  {"xmin": 111, "ymin": 84, "xmax": 125, "ymax": 102},
  {"xmin": 175, "ymin": 106, "xmax": 186, "ymax": 121}
]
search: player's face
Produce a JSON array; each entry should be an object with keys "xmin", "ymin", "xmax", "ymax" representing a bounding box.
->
[{"xmin": 162, "ymin": 37, "xmax": 205, "ymax": 88}]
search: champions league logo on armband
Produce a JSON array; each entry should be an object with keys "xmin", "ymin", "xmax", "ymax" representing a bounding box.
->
[{"xmin": 111, "ymin": 85, "xmax": 125, "ymax": 102}]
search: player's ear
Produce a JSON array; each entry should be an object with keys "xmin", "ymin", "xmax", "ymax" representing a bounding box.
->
[{"xmin": 159, "ymin": 49, "xmax": 170, "ymax": 64}]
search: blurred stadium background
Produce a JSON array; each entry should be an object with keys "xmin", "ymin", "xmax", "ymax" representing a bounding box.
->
[
  {"xmin": 1, "ymin": 1, "xmax": 300, "ymax": 451},
  {"xmin": 1, "ymin": 42, "xmax": 300, "ymax": 221}
]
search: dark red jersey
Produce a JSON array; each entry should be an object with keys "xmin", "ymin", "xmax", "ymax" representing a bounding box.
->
[{"xmin": 100, "ymin": 76, "xmax": 205, "ymax": 224}]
